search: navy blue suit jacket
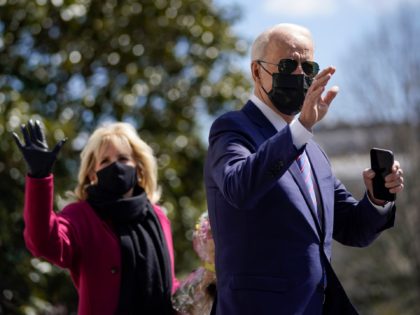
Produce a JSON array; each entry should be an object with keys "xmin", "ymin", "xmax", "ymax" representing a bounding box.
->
[{"xmin": 204, "ymin": 101, "xmax": 395, "ymax": 315}]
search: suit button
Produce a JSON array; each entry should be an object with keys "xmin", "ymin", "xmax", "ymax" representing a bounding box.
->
[
  {"xmin": 274, "ymin": 161, "xmax": 284, "ymax": 172},
  {"xmin": 269, "ymin": 160, "xmax": 284, "ymax": 178},
  {"xmin": 111, "ymin": 267, "xmax": 119, "ymax": 274}
]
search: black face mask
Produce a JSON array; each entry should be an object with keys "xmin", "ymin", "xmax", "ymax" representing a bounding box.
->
[
  {"xmin": 96, "ymin": 161, "xmax": 138, "ymax": 196},
  {"xmin": 262, "ymin": 73, "xmax": 313, "ymax": 116}
]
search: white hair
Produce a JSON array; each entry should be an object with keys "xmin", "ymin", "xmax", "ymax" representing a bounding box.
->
[{"xmin": 251, "ymin": 23, "xmax": 312, "ymax": 61}]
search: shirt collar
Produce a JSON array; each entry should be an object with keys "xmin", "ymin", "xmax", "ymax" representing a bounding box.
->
[{"xmin": 250, "ymin": 94, "xmax": 289, "ymax": 132}]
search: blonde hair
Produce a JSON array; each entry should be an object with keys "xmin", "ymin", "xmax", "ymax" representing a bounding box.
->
[{"xmin": 75, "ymin": 122, "xmax": 161, "ymax": 203}]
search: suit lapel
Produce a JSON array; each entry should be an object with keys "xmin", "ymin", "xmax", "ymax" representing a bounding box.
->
[
  {"xmin": 306, "ymin": 142, "xmax": 329, "ymax": 239},
  {"xmin": 289, "ymin": 160, "xmax": 323, "ymax": 239}
]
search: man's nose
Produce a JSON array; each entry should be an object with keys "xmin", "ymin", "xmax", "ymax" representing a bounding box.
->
[{"xmin": 293, "ymin": 63, "xmax": 305, "ymax": 75}]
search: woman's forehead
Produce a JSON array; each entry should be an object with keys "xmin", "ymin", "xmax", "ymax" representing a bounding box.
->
[{"xmin": 96, "ymin": 135, "xmax": 132, "ymax": 156}]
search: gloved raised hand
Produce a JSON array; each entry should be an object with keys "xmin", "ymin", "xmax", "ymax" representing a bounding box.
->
[{"xmin": 12, "ymin": 120, "xmax": 67, "ymax": 178}]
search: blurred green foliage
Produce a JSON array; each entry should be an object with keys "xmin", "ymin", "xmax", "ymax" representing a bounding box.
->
[{"xmin": 0, "ymin": 0, "xmax": 251, "ymax": 313}]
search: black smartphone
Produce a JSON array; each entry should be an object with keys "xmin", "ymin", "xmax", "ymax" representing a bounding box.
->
[{"xmin": 370, "ymin": 148, "xmax": 395, "ymax": 201}]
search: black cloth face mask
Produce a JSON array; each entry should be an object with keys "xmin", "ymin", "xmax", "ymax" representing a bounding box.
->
[
  {"xmin": 262, "ymin": 72, "xmax": 313, "ymax": 116},
  {"xmin": 95, "ymin": 161, "xmax": 138, "ymax": 197}
]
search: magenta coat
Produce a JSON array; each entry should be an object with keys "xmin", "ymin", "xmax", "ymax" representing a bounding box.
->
[{"xmin": 23, "ymin": 175, "xmax": 179, "ymax": 315}]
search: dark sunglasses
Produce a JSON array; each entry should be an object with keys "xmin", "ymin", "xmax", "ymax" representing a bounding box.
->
[{"xmin": 257, "ymin": 59, "xmax": 320, "ymax": 77}]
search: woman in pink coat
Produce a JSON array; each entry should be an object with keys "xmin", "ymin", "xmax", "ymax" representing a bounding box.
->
[{"xmin": 13, "ymin": 120, "xmax": 179, "ymax": 315}]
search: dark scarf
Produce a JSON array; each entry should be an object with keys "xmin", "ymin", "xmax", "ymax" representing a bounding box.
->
[{"xmin": 87, "ymin": 185, "xmax": 173, "ymax": 315}]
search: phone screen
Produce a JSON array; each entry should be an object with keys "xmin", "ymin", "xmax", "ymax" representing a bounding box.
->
[{"xmin": 370, "ymin": 148, "xmax": 395, "ymax": 201}]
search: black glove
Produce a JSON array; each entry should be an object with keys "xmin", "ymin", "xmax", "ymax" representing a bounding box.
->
[{"xmin": 12, "ymin": 120, "xmax": 67, "ymax": 178}]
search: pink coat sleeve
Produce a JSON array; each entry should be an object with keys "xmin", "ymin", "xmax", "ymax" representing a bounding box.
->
[
  {"xmin": 152, "ymin": 204, "xmax": 180, "ymax": 293},
  {"xmin": 23, "ymin": 175, "xmax": 78, "ymax": 268}
]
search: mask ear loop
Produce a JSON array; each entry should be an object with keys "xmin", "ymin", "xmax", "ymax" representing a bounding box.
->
[
  {"xmin": 256, "ymin": 60, "xmax": 273, "ymax": 96},
  {"xmin": 257, "ymin": 60, "xmax": 273, "ymax": 76}
]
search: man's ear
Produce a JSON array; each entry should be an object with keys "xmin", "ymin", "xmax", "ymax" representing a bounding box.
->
[{"xmin": 251, "ymin": 61, "xmax": 260, "ymax": 82}]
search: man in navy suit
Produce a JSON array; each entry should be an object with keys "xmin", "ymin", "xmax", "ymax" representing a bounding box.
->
[{"xmin": 204, "ymin": 23, "xmax": 404, "ymax": 315}]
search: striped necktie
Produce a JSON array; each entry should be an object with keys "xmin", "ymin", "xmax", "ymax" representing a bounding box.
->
[
  {"xmin": 297, "ymin": 151, "xmax": 326, "ymax": 288},
  {"xmin": 296, "ymin": 151, "xmax": 317, "ymax": 211}
]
